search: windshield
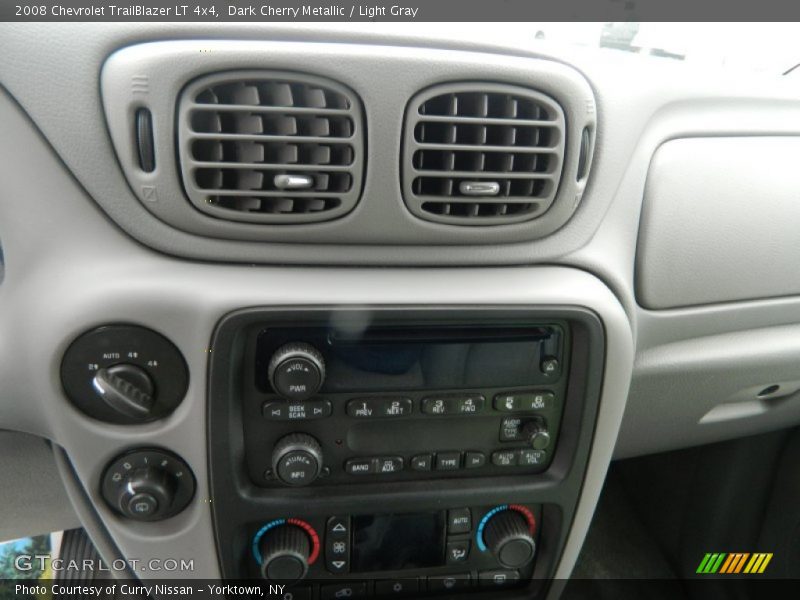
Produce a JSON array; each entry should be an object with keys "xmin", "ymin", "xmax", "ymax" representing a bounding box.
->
[{"xmin": 380, "ymin": 23, "xmax": 800, "ymax": 76}]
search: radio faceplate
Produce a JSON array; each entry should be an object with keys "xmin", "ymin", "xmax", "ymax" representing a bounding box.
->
[{"xmin": 242, "ymin": 321, "xmax": 569, "ymax": 487}]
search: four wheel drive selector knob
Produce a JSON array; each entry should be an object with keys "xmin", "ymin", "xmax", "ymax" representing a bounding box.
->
[
  {"xmin": 92, "ymin": 363, "xmax": 155, "ymax": 420},
  {"xmin": 482, "ymin": 508, "xmax": 537, "ymax": 569},
  {"xmin": 271, "ymin": 433, "xmax": 324, "ymax": 486},
  {"xmin": 61, "ymin": 324, "xmax": 188, "ymax": 424},
  {"xmin": 268, "ymin": 343, "xmax": 326, "ymax": 401}
]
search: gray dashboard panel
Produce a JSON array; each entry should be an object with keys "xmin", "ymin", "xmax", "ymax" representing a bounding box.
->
[
  {"xmin": 0, "ymin": 433, "xmax": 80, "ymax": 541},
  {"xmin": 637, "ymin": 136, "xmax": 800, "ymax": 310},
  {"xmin": 6, "ymin": 21, "xmax": 800, "ymax": 584},
  {"xmin": 0, "ymin": 87, "xmax": 633, "ymax": 586}
]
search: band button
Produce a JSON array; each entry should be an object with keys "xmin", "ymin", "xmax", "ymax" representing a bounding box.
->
[{"xmin": 345, "ymin": 458, "xmax": 377, "ymax": 475}]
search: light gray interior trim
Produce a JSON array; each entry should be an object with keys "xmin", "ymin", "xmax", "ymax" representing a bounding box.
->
[
  {"xmin": 0, "ymin": 86, "xmax": 632, "ymax": 584},
  {"xmin": 52, "ymin": 445, "xmax": 137, "ymax": 580},
  {"xmin": 637, "ymin": 136, "xmax": 800, "ymax": 310},
  {"xmin": 0, "ymin": 432, "xmax": 80, "ymax": 541},
  {"xmin": 617, "ymin": 323, "xmax": 800, "ymax": 459}
]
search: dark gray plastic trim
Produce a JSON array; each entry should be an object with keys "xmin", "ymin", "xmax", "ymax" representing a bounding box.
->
[
  {"xmin": 402, "ymin": 81, "xmax": 568, "ymax": 226},
  {"xmin": 177, "ymin": 70, "xmax": 365, "ymax": 224}
]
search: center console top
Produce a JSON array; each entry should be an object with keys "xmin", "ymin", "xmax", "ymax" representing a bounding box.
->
[{"xmin": 207, "ymin": 307, "xmax": 605, "ymax": 598}]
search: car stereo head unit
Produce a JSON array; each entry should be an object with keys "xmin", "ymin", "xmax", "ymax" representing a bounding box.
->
[{"xmin": 240, "ymin": 319, "xmax": 568, "ymax": 488}]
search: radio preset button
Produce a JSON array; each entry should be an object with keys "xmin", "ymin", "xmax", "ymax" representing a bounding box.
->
[
  {"xmin": 422, "ymin": 394, "xmax": 485, "ymax": 416},
  {"xmin": 436, "ymin": 452, "xmax": 461, "ymax": 471},
  {"xmin": 491, "ymin": 450, "xmax": 519, "ymax": 467},
  {"xmin": 464, "ymin": 451, "xmax": 486, "ymax": 469},
  {"xmin": 346, "ymin": 397, "xmax": 412, "ymax": 418},
  {"xmin": 447, "ymin": 508, "xmax": 472, "ymax": 534},
  {"xmin": 411, "ymin": 454, "xmax": 433, "ymax": 471},
  {"xmin": 421, "ymin": 397, "xmax": 450, "ymax": 415},
  {"xmin": 263, "ymin": 400, "xmax": 332, "ymax": 421},
  {"xmin": 345, "ymin": 458, "xmax": 377, "ymax": 475},
  {"xmin": 453, "ymin": 395, "xmax": 485, "ymax": 414},
  {"xmin": 494, "ymin": 391, "xmax": 554, "ymax": 412}
]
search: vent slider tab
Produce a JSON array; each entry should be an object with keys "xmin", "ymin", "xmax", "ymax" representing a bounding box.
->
[{"xmin": 459, "ymin": 181, "xmax": 500, "ymax": 196}]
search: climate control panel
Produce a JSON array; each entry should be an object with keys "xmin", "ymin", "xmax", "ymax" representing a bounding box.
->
[{"xmin": 246, "ymin": 505, "xmax": 539, "ymax": 596}]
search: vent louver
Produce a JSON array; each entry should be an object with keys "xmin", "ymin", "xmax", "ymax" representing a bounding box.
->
[
  {"xmin": 178, "ymin": 71, "xmax": 364, "ymax": 223},
  {"xmin": 402, "ymin": 83, "xmax": 566, "ymax": 225}
]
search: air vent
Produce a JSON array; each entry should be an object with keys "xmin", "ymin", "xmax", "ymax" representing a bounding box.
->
[
  {"xmin": 402, "ymin": 83, "xmax": 566, "ymax": 225},
  {"xmin": 178, "ymin": 71, "xmax": 364, "ymax": 223}
]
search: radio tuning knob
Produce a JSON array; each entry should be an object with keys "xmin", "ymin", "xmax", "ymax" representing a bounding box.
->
[
  {"xmin": 258, "ymin": 524, "xmax": 312, "ymax": 582},
  {"xmin": 271, "ymin": 433, "xmax": 323, "ymax": 487},
  {"xmin": 268, "ymin": 343, "xmax": 326, "ymax": 401},
  {"xmin": 483, "ymin": 509, "xmax": 537, "ymax": 569}
]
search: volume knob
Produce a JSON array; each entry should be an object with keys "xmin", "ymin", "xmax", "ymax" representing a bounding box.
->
[{"xmin": 268, "ymin": 343, "xmax": 326, "ymax": 401}]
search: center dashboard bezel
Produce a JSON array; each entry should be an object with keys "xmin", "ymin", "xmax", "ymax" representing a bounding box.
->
[{"xmin": 207, "ymin": 306, "xmax": 605, "ymax": 597}]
